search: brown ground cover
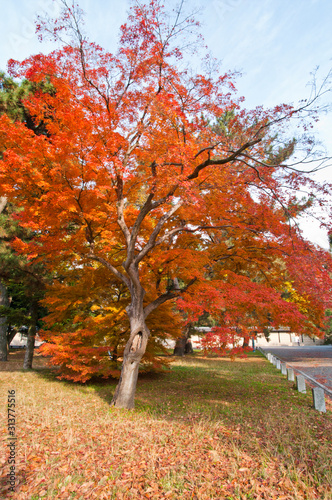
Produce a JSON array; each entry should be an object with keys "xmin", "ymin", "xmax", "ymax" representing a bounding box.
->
[{"xmin": 1, "ymin": 350, "xmax": 331, "ymax": 499}]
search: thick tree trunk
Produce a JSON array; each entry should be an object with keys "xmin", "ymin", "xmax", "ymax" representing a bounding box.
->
[
  {"xmin": 173, "ymin": 325, "xmax": 192, "ymax": 356},
  {"xmin": 111, "ymin": 321, "xmax": 150, "ymax": 409},
  {"xmin": 185, "ymin": 338, "xmax": 194, "ymax": 354},
  {"xmin": 0, "ymin": 319, "xmax": 8, "ymax": 361},
  {"xmin": 111, "ymin": 282, "xmax": 150, "ymax": 409},
  {"xmin": 173, "ymin": 335, "xmax": 187, "ymax": 356},
  {"xmin": 242, "ymin": 335, "xmax": 250, "ymax": 348},
  {"xmin": 23, "ymin": 305, "xmax": 38, "ymax": 370},
  {"xmin": 0, "ymin": 281, "xmax": 9, "ymax": 362},
  {"xmin": 111, "ymin": 355, "xmax": 141, "ymax": 409}
]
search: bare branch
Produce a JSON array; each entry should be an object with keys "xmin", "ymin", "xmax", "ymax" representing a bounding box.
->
[
  {"xmin": 145, "ymin": 140, "xmax": 261, "ymax": 212},
  {"xmin": 252, "ymin": 73, "xmax": 332, "ymax": 140},
  {"xmin": 116, "ymin": 198, "xmax": 131, "ymax": 246},
  {"xmin": 193, "ymin": 144, "xmax": 220, "ymax": 159},
  {"xmin": 143, "ymin": 277, "xmax": 197, "ymax": 318},
  {"xmin": 241, "ymin": 151, "xmax": 332, "ymax": 174},
  {"xmin": 86, "ymin": 249, "xmax": 130, "ymax": 288},
  {"xmin": 134, "ymin": 200, "xmax": 183, "ymax": 265},
  {"xmin": 154, "ymin": 224, "xmax": 235, "ymax": 247},
  {"xmin": 125, "ymin": 192, "xmax": 155, "ymax": 266},
  {"xmin": 187, "ymin": 139, "xmax": 262, "ymax": 180}
]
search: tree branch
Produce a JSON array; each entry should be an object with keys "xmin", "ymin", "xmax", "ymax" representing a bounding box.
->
[
  {"xmin": 116, "ymin": 191, "xmax": 131, "ymax": 247},
  {"xmin": 187, "ymin": 138, "xmax": 262, "ymax": 180},
  {"xmin": 154, "ymin": 224, "xmax": 235, "ymax": 246},
  {"xmin": 86, "ymin": 250, "xmax": 130, "ymax": 288},
  {"xmin": 143, "ymin": 277, "xmax": 197, "ymax": 318},
  {"xmin": 124, "ymin": 192, "xmax": 155, "ymax": 268},
  {"xmin": 193, "ymin": 143, "xmax": 220, "ymax": 159},
  {"xmin": 134, "ymin": 201, "xmax": 183, "ymax": 265}
]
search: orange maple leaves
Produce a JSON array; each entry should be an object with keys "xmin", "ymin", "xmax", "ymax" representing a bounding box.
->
[{"xmin": 0, "ymin": 0, "xmax": 332, "ymax": 376}]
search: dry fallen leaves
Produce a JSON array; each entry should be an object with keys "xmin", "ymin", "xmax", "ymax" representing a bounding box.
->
[{"xmin": 1, "ymin": 353, "xmax": 331, "ymax": 499}]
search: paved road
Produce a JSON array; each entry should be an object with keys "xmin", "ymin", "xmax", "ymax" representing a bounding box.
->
[{"xmin": 262, "ymin": 346, "xmax": 332, "ymax": 396}]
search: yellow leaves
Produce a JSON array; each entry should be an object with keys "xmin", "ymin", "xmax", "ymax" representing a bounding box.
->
[
  {"xmin": 104, "ymin": 306, "xmax": 123, "ymax": 313},
  {"xmin": 284, "ymin": 281, "xmax": 310, "ymax": 313},
  {"xmin": 91, "ymin": 314, "xmax": 105, "ymax": 323},
  {"xmin": 67, "ymin": 204, "xmax": 79, "ymax": 213}
]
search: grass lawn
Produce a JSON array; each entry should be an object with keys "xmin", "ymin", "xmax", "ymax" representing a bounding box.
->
[{"xmin": 1, "ymin": 350, "xmax": 331, "ymax": 499}]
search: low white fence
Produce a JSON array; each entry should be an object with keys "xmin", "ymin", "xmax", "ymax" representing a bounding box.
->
[{"xmin": 260, "ymin": 348, "xmax": 330, "ymax": 413}]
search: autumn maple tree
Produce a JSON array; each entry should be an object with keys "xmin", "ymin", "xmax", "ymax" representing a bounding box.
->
[
  {"xmin": 39, "ymin": 259, "xmax": 183, "ymax": 382},
  {"xmin": 0, "ymin": 0, "xmax": 331, "ymax": 408}
]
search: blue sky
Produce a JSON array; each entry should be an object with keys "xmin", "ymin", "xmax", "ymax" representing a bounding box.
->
[{"xmin": 1, "ymin": 0, "xmax": 331, "ymax": 246}]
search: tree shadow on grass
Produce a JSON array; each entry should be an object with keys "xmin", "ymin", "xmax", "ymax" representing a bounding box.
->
[
  {"xmin": 10, "ymin": 354, "xmax": 332, "ymax": 499},
  {"xmin": 29, "ymin": 352, "xmax": 323, "ymax": 426},
  {"xmin": 87, "ymin": 354, "xmax": 315, "ymax": 424}
]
